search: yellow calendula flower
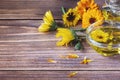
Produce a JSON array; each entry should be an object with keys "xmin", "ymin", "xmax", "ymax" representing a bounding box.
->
[
  {"xmin": 38, "ymin": 10, "xmax": 56, "ymax": 32},
  {"xmin": 56, "ymin": 28, "xmax": 75, "ymax": 46},
  {"xmin": 76, "ymin": 0, "xmax": 98, "ymax": 16},
  {"xmin": 90, "ymin": 29, "xmax": 109, "ymax": 43},
  {"xmin": 62, "ymin": 8, "xmax": 81, "ymax": 27},
  {"xmin": 82, "ymin": 9, "xmax": 104, "ymax": 28}
]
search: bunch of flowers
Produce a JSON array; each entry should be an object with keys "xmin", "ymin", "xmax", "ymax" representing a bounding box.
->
[{"xmin": 38, "ymin": 0, "xmax": 118, "ymax": 50}]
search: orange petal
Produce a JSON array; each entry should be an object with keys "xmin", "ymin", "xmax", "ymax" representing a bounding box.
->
[{"xmin": 67, "ymin": 54, "xmax": 79, "ymax": 59}]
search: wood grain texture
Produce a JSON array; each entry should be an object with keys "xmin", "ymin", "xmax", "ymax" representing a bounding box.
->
[
  {"xmin": 0, "ymin": 0, "xmax": 120, "ymax": 80},
  {"xmin": 0, "ymin": 71, "xmax": 119, "ymax": 80},
  {"xmin": 0, "ymin": 20, "xmax": 120, "ymax": 70},
  {"xmin": 0, "ymin": 0, "xmax": 104, "ymax": 19}
]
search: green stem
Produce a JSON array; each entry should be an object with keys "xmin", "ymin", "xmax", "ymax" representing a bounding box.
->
[
  {"xmin": 74, "ymin": 28, "xmax": 86, "ymax": 32},
  {"xmin": 61, "ymin": 6, "xmax": 66, "ymax": 14}
]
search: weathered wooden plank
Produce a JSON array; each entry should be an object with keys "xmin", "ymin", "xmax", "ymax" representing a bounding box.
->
[
  {"xmin": 0, "ymin": 71, "xmax": 119, "ymax": 80},
  {"xmin": 0, "ymin": 0, "xmax": 79, "ymax": 19},
  {"xmin": 0, "ymin": 0, "xmax": 104, "ymax": 19},
  {"xmin": 0, "ymin": 23, "xmax": 120, "ymax": 70}
]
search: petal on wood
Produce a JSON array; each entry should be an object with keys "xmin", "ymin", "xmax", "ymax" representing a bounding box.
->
[
  {"xmin": 68, "ymin": 71, "xmax": 78, "ymax": 78},
  {"xmin": 60, "ymin": 54, "xmax": 79, "ymax": 59},
  {"xmin": 80, "ymin": 56, "xmax": 92, "ymax": 64},
  {"xmin": 47, "ymin": 58, "xmax": 57, "ymax": 63}
]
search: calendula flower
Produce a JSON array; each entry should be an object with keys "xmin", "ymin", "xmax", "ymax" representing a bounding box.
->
[
  {"xmin": 76, "ymin": 0, "xmax": 98, "ymax": 16},
  {"xmin": 82, "ymin": 9, "xmax": 104, "ymax": 28},
  {"xmin": 80, "ymin": 56, "xmax": 92, "ymax": 64},
  {"xmin": 90, "ymin": 29, "xmax": 109, "ymax": 43},
  {"xmin": 62, "ymin": 8, "xmax": 81, "ymax": 27},
  {"xmin": 38, "ymin": 10, "xmax": 57, "ymax": 32},
  {"xmin": 56, "ymin": 28, "xmax": 75, "ymax": 46}
]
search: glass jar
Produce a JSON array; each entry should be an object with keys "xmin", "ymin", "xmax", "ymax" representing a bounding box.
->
[
  {"xmin": 105, "ymin": 0, "xmax": 120, "ymax": 16},
  {"xmin": 86, "ymin": 22, "xmax": 120, "ymax": 57}
]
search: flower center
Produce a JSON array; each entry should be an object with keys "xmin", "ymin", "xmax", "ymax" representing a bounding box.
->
[
  {"xmin": 89, "ymin": 18, "xmax": 96, "ymax": 24},
  {"xmin": 97, "ymin": 35, "xmax": 103, "ymax": 39},
  {"xmin": 67, "ymin": 12, "xmax": 75, "ymax": 22},
  {"xmin": 85, "ymin": 7, "xmax": 89, "ymax": 11}
]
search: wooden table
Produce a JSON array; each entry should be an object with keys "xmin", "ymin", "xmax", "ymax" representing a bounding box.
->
[{"xmin": 0, "ymin": 0, "xmax": 120, "ymax": 80}]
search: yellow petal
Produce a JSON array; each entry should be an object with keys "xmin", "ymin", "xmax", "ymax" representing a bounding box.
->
[
  {"xmin": 47, "ymin": 59, "xmax": 57, "ymax": 63},
  {"xmin": 56, "ymin": 28, "xmax": 75, "ymax": 46},
  {"xmin": 60, "ymin": 54, "xmax": 79, "ymax": 59},
  {"xmin": 68, "ymin": 71, "xmax": 78, "ymax": 78},
  {"xmin": 38, "ymin": 23, "xmax": 50, "ymax": 32},
  {"xmin": 80, "ymin": 56, "xmax": 92, "ymax": 64},
  {"xmin": 118, "ymin": 48, "xmax": 120, "ymax": 54},
  {"xmin": 44, "ymin": 10, "xmax": 54, "ymax": 23},
  {"xmin": 67, "ymin": 54, "xmax": 79, "ymax": 59}
]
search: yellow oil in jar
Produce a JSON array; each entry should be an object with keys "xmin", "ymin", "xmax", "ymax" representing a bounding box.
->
[{"xmin": 88, "ymin": 27, "xmax": 120, "ymax": 57}]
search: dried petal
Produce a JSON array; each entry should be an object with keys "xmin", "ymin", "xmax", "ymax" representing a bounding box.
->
[
  {"xmin": 47, "ymin": 59, "xmax": 57, "ymax": 63},
  {"xmin": 67, "ymin": 54, "xmax": 79, "ymax": 59},
  {"xmin": 60, "ymin": 54, "xmax": 79, "ymax": 59},
  {"xmin": 80, "ymin": 56, "xmax": 92, "ymax": 64},
  {"xmin": 68, "ymin": 71, "xmax": 78, "ymax": 78}
]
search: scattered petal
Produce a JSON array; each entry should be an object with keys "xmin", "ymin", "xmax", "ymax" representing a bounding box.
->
[
  {"xmin": 60, "ymin": 54, "xmax": 79, "ymax": 59},
  {"xmin": 67, "ymin": 54, "xmax": 79, "ymax": 59},
  {"xmin": 68, "ymin": 71, "xmax": 78, "ymax": 78},
  {"xmin": 80, "ymin": 56, "xmax": 92, "ymax": 64},
  {"xmin": 47, "ymin": 59, "xmax": 57, "ymax": 63}
]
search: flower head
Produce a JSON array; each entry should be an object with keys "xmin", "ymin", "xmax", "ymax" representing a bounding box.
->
[
  {"xmin": 82, "ymin": 9, "xmax": 104, "ymax": 28},
  {"xmin": 76, "ymin": 0, "xmax": 98, "ymax": 16},
  {"xmin": 90, "ymin": 29, "xmax": 109, "ymax": 43},
  {"xmin": 38, "ymin": 10, "xmax": 57, "ymax": 32},
  {"xmin": 56, "ymin": 28, "xmax": 75, "ymax": 46},
  {"xmin": 62, "ymin": 8, "xmax": 81, "ymax": 27}
]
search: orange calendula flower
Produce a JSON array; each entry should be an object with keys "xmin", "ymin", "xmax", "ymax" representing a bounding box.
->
[
  {"xmin": 68, "ymin": 71, "xmax": 78, "ymax": 78},
  {"xmin": 47, "ymin": 59, "xmax": 57, "ymax": 63},
  {"xmin": 80, "ymin": 56, "xmax": 92, "ymax": 64},
  {"xmin": 76, "ymin": 0, "xmax": 98, "ymax": 16},
  {"xmin": 82, "ymin": 9, "xmax": 104, "ymax": 28}
]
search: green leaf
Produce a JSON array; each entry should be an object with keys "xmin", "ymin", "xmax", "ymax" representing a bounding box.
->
[
  {"xmin": 61, "ymin": 6, "xmax": 66, "ymax": 14},
  {"xmin": 70, "ymin": 29, "xmax": 78, "ymax": 40},
  {"xmin": 74, "ymin": 42, "xmax": 82, "ymax": 50},
  {"xmin": 49, "ymin": 21, "xmax": 58, "ymax": 31}
]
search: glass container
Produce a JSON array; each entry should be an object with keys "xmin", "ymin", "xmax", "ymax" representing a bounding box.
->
[{"xmin": 86, "ymin": 22, "xmax": 120, "ymax": 56}]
